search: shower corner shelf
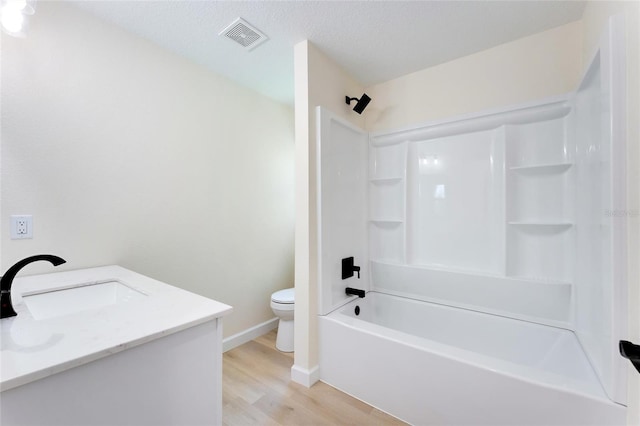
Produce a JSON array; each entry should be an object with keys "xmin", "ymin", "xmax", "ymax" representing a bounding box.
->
[
  {"xmin": 370, "ymin": 176, "xmax": 404, "ymax": 183},
  {"xmin": 509, "ymin": 162, "xmax": 573, "ymax": 174},
  {"xmin": 507, "ymin": 275, "xmax": 572, "ymax": 286},
  {"xmin": 370, "ymin": 219, "xmax": 403, "ymax": 224},
  {"xmin": 508, "ymin": 222, "xmax": 573, "ymax": 227}
]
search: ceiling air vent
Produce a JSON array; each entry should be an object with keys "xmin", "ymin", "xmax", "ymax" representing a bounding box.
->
[{"xmin": 219, "ymin": 18, "xmax": 268, "ymax": 51}]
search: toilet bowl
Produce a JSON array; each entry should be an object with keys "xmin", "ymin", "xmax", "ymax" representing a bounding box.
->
[{"xmin": 270, "ymin": 288, "xmax": 294, "ymax": 352}]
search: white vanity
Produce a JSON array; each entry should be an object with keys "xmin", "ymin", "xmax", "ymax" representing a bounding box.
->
[{"xmin": 0, "ymin": 266, "xmax": 232, "ymax": 425}]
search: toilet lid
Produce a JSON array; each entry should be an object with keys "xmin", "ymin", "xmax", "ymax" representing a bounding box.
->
[{"xmin": 271, "ymin": 288, "xmax": 294, "ymax": 304}]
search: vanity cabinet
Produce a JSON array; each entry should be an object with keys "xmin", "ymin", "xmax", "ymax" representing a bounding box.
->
[{"xmin": 0, "ymin": 266, "xmax": 232, "ymax": 425}]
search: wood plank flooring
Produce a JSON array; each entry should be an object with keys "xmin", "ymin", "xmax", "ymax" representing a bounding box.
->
[{"xmin": 222, "ymin": 330, "xmax": 406, "ymax": 426}]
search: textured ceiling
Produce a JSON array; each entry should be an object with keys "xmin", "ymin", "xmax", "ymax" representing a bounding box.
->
[{"xmin": 70, "ymin": 1, "xmax": 586, "ymax": 105}]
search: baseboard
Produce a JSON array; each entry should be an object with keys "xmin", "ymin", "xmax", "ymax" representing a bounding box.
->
[
  {"xmin": 223, "ymin": 318, "xmax": 278, "ymax": 352},
  {"xmin": 291, "ymin": 364, "xmax": 320, "ymax": 388}
]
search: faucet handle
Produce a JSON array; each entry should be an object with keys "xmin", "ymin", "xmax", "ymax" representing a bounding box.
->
[
  {"xmin": 342, "ymin": 257, "xmax": 354, "ymax": 279},
  {"xmin": 341, "ymin": 257, "xmax": 361, "ymax": 280}
]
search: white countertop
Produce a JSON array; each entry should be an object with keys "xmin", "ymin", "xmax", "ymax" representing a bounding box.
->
[{"xmin": 0, "ymin": 266, "xmax": 233, "ymax": 392}]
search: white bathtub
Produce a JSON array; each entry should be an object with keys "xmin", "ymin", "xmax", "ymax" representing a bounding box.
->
[{"xmin": 318, "ymin": 292, "xmax": 625, "ymax": 425}]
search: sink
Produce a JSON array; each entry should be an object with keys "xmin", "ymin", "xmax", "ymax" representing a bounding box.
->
[{"xmin": 23, "ymin": 280, "xmax": 147, "ymax": 320}]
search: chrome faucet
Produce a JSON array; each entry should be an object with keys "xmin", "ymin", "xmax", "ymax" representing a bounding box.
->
[{"xmin": 1, "ymin": 254, "xmax": 66, "ymax": 319}]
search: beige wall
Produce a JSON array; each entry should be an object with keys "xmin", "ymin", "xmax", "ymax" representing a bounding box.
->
[
  {"xmin": 0, "ymin": 2, "xmax": 295, "ymax": 338},
  {"xmin": 365, "ymin": 21, "xmax": 583, "ymax": 133},
  {"xmin": 580, "ymin": 2, "xmax": 640, "ymax": 423},
  {"xmin": 293, "ymin": 40, "xmax": 364, "ymax": 378}
]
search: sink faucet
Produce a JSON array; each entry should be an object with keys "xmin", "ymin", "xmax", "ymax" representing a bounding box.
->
[{"xmin": 1, "ymin": 254, "xmax": 66, "ymax": 319}]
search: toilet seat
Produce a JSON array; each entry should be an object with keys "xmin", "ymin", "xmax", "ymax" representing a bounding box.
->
[{"xmin": 271, "ymin": 288, "xmax": 294, "ymax": 304}]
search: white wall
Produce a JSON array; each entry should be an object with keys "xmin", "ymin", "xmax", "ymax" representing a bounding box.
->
[
  {"xmin": 0, "ymin": 2, "xmax": 295, "ymax": 338},
  {"xmin": 365, "ymin": 21, "xmax": 583, "ymax": 133},
  {"xmin": 293, "ymin": 40, "xmax": 364, "ymax": 385}
]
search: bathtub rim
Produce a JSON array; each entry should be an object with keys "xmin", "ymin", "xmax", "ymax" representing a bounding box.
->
[{"xmin": 321, "ymin": 291, "xmax": 622, "ymax": 408}]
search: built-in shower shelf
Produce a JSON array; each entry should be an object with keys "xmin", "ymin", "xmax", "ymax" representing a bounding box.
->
[
  {"xmin": 506, "ymin": 275, "xmax": 572, "ymax": 286},
  {"xmin": 508, "ymin": 222, "xmax": 573, "ymax": 228},
  {"xmin": 370, "ymin": 177, "xmax": 403, "ymax": 183},
  {"xmin": 509, "ymin": 162, "xmax": 573, "ymax": 174},
  {"xmin": 370, "ymin": 219, "xmax": 403, "ymax": 225}
]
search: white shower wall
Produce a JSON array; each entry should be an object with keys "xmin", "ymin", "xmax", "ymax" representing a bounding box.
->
[
  {"xmin": 369, "ymin": 99, "xmax": 575, "ymax": 329},
  {"xmin": 409, "ymin": 128, "xmax": 505, "ymax": 273},
  {"xmin": 317, "ymin": 107, "xmax": 369, "ymax": 316},
  {"xmin": 573, "ymin": 18, "xmax": 628, "ymax": 405},
  {"xmin": 317, "ymin": 97, "xmax": 578, "ymax": 326}
]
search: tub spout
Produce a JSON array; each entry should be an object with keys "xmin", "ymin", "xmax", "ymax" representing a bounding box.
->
[{"xmin": 345, "ymin": 287, "xmax": 365, "ymax": 298}]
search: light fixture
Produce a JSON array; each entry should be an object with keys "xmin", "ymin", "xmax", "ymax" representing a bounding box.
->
[
  {"xmin": 1, "ymin": 0, "xmax": 36, "ymax": 37},
  {"xmin": 345, "ymin": 93, "xmax": 372, "ymax": 114}
]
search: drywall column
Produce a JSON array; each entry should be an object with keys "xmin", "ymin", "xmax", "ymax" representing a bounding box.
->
[
  {"xmin": 292, "ymin": 41, "xmax": 364, "ymax": 386},
  {"xmin": 293, "ymin": 41, "xmax": 314, "ymax": 385}
]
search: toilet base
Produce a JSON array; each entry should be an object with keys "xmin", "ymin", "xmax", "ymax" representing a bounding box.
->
[{"xmin": 275, "ymin": 318, "xmax": 294, "ymax": 352}]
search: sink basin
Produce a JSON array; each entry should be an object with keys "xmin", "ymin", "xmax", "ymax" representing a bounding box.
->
[{"xmin": 23, "ymin": 280, "xmax": 146, "ymax": 320}]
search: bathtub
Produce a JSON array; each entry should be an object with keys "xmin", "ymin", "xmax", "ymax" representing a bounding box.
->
[{"xmin": 318, "ymin": 292, "xmax": 625, "ymax": 425}]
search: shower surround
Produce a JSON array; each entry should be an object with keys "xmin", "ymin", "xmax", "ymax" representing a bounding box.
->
[{"xmin": 317, "ymin": 18, "xmax": 628, "ymax": 425}]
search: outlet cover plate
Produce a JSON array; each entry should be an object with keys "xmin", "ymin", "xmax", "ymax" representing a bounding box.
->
[{"xmin": 10, "ymin": 215, "xmax": 33, "ymax": 239}]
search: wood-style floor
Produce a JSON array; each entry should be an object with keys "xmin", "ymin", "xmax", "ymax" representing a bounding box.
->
[{"xmin": 222, "ymin": 330, "xmax": 406, "ymax": 425}]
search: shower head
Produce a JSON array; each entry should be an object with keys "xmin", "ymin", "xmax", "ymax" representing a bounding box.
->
[{"xmin": 345, "ymin": 93, "xmax": 371, "ymax": 114}]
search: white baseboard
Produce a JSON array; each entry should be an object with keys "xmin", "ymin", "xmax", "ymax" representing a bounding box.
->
[
  {"xmin": 291, "ymin": 364, "xmax": 320, "ymax": 388},
  {"xmin": 223, "ymin": 318, "xmax": 279, "ymax": 352}
]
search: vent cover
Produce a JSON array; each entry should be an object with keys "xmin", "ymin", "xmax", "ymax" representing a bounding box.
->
[{"xmin": 219, "ymin": 18, "xmax": 268, "ymax": 51}]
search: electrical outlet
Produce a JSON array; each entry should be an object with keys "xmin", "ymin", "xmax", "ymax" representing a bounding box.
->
[
  {"xmin": 16, "ymin": 218, "xmax": 27, "ymax": 234},
  {"xmin": 10, "ymin": 215, "xmax": 33, "ymax": 239}
]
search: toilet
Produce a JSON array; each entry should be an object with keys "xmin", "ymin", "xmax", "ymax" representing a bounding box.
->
[{"xmin": 270, "ymin": 288, "xmax": 294, "ymax": 352}]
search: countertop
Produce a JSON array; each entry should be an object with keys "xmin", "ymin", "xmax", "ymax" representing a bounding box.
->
[{"xmin": 0, "ymin": 266, "xmax": 233, "ymax": 391}]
